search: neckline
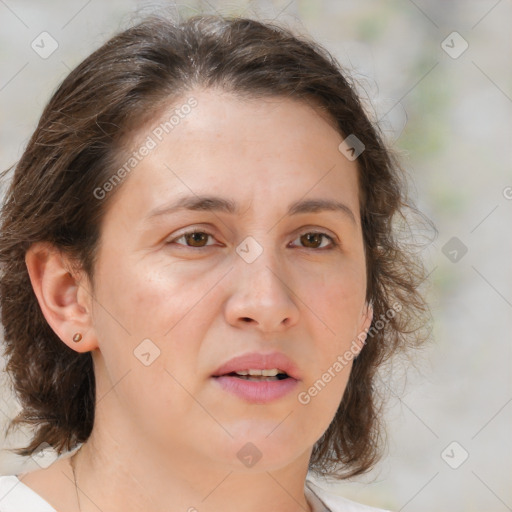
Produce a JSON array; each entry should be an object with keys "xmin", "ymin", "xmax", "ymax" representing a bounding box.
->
[
  {"xmin": 304, "ymin": 478, "xmax": 332, "ymax": 512},
  {"xmin": 7, "ymin": 475, "xmax": 57, "ymax": 511},
  {"xmin": 9, "ymin": 474, "xmax": 330, "ymax": 512}
]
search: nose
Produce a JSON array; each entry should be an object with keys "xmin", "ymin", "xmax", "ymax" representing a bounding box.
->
[{"xmin": 224, "ymin": 246, "xmax": 300, "ymax": 333}]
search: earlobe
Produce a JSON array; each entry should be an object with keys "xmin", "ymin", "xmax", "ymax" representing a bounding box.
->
[{"xmin": 24, "ymin": 242, "xmax": 96, "ymax": 353}]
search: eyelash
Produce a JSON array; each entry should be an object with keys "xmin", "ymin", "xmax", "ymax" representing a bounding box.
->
[{"xmin": 168, "ymin": 229, "xmax": 338, "ymax": 250}]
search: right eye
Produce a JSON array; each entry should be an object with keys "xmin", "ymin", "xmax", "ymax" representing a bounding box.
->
[{"xmin": 166, "ymin": 230, "xmax": 218, "ymax": 248}]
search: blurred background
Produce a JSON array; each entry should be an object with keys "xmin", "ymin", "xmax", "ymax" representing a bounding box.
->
[{"xmin": 0, "ymin": 1, "xmax": 511, "ymax": 511}]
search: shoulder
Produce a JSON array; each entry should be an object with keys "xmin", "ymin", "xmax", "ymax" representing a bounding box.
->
[
  {"xmin": 0, "ymin": 475, "xmax": 57, "ymax": 512},
  {"xmin": 305, "ymin": 476, "xmax": 392, "ymax": 512}
]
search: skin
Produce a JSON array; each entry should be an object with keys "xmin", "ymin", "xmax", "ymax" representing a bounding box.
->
[{"xmin": 21, "ymin": 88, "xmax": 373, "ymax": 512}]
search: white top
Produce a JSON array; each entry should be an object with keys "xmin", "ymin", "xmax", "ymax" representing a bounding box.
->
[{"xmin": 0, "ymin": 474, "xmax": 390, "ymax": 512}]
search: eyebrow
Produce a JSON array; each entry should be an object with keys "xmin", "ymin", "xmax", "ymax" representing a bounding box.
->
[{"xmin": 146, "ymin": 195, "xmax": 357, "ymax": 224}]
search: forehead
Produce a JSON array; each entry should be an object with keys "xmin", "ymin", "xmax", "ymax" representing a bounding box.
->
[{"xmin": 106, "ymin": 89, "xmax": 361, "ymax": 223}]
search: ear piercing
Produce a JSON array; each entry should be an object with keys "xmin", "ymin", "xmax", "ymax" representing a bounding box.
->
[{"xmin": 72, "ymin": 332, "xmax": 82, "ymax": 343}]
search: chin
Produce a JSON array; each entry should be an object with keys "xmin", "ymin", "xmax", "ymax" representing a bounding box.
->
[{"xmin": 209, "ymin": 428, "xmax": 310, "ymax": 473}]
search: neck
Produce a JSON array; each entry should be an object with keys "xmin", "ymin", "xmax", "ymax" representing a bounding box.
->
[{"xmin": 71, "ymin": 432, "xmax": 314, "ymax": 512}]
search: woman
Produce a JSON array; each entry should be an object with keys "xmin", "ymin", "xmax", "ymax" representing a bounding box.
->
[{"xmin": 0, "ymin": 12, "xmax": 428, "ymax": 512}]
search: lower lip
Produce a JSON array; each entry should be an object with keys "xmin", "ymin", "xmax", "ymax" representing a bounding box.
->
[{"xmin": 212, "ymin": 375, "xmax": 298, "ymax": 403}]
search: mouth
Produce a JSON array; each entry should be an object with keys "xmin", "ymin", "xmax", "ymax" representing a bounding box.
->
[
  {"xmin": 211, "ymin": 373, "xmax": 298, "ymax": 403},
  {"xmin": 220, "ymin": 369, "xmax": 291, "ymax": 382},
  {"xmin": 211, "ymin": 351, "xmax": 300, "ymax": 403},
  {"xmin": 211, "ymin": 351, "xmax": 301, "ymax": 381}
]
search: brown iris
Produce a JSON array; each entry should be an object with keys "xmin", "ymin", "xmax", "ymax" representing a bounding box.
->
[{"xmin": 184, "ymin": 232, "xmax": 209, "ymax": 247}]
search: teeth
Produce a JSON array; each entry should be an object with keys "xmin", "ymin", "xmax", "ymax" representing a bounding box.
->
[{"xmin": 234, "ymin": 369, "xmax": 283, "ymax": 377}]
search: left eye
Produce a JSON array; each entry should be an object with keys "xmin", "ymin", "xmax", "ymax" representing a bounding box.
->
[
  {"xmin": 169, "ymin": 230, "xmax": 336, "ymax": 250},
  {"xmin": 290, "ymin": 232, "xmax": 336, "ymax": 249}
]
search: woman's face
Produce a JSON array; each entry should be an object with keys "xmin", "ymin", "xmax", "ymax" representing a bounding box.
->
[{"xmin": 84, "ymin": 88, "xmax": 372, "ymax": 472}]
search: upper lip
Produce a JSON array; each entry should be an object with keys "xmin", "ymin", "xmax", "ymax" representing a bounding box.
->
[{"xmin": 211, "ymin": 351, "xmax": 301, "ymax": 380}]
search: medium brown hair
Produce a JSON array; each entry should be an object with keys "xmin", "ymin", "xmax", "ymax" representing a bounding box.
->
[{"xmin": 0, "ymin": 12, "xmax": 430, "ymax": 479}]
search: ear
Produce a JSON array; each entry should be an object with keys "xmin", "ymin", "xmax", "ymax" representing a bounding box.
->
[
  {"xmin": 353, "ymin": 301, "xmax": 374, "ymax": 357},
  {"xmin": 24, "ymin": 242, "xmax": 97, "ymax": 353}
]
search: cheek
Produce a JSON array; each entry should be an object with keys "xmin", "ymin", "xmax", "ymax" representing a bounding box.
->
[
  {"xmin": 98, "ymin": 254, "xmax": 208, "ymax": 337},
  {"xmin": 90, "ymin": 258, "xmax": 209, "ymax": 422},
  {"xmin": 119, "ymin": 261, "xmax": 219, "ymax": 377},
  {"xmin": 131, "ymin": 267, "xmax": 214, "ymax": 340},
  {"xmin": 297, "ymin": 359, "xmax": 354, "ymax": 446},
  {"xmin": 298, "ymin": 262, "xmax": 365, "ymax": 412},
  {"xmin": 303, "ymin": 262, "xmax": 366, "ymax": 337}
]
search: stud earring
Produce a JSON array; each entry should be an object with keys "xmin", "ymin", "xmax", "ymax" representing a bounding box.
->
[{"xmin": 72, "ymin": 332, "xmax": 82, "ymax": 343}]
